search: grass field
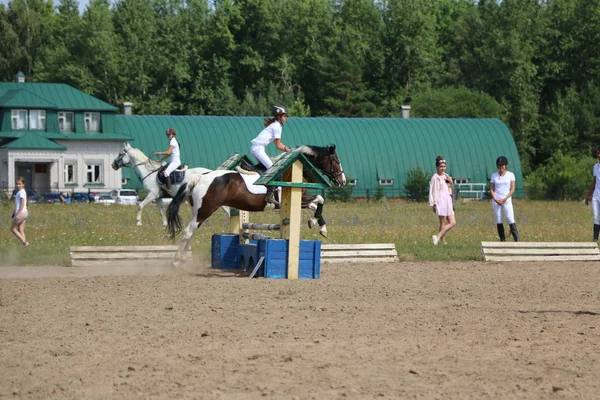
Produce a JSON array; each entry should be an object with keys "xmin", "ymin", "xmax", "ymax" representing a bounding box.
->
[{"xmin": 0, "ymin": 198, "xmax": 593, "ymax": 266}]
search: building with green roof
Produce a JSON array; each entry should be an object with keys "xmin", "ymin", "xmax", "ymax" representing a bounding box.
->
[
  {"xmin": 1, "ymin": 75, "xmax": 523, "ymax": 200},
  {"xmin": 115, "ymin": 115, "xmax": 523, "ymax": 198},
  {"xmin": 0, "ymin": 73, "xmax": 132, "ymax": 194}
]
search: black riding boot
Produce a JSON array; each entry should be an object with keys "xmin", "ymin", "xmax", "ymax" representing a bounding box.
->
[
  {"xmin": 497, "ymin": 224, "xmax": 506, "ymax": 242},
  {"xmin": 509, "ymin": 223, "xmax": 519, "ymax": 242},
  {"xmin": 264, "ymin": 186, "xmax": 279, "ymax": 205},
  {"xmin": 593, "ymin": 224, "xmax": 600, "ymax": 241},
  {"xmin": 165, "ymin": 176, "xmax": 172, "ymax": 191}
]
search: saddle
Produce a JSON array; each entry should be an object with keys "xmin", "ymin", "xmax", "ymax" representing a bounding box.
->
[
  {"xmin": 157, "ymin": 164, "xmax": 188, "ymax": 186},
  {"xmin": 239, "ymin": 159, "xmax": 267, "ymax": 174}
]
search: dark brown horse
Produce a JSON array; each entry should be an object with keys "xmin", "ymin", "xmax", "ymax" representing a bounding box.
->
[{"xmin": 166, "ymin": 145, "xmax": 346, "ymax": 265}]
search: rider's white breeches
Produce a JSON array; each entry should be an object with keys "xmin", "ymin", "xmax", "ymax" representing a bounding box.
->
[
  {"xmin": 492, "ymin": 198, "xmax": 515, "ymax": 224},
  {"xmin": 592, "ymin": 197, "xmax": 600, "ymax": 225},
  {"xmin": 164, "ymin": 160, "xmax": 181, "ymax": 177},
  {"xmin": 251, "ymin": 145, "xmax": 273, "ymax": 169}
]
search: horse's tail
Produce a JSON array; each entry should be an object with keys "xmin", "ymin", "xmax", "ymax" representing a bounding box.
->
[{"xmin": 167, "ymin": 182, "xmax": 188, "ymax": 240}]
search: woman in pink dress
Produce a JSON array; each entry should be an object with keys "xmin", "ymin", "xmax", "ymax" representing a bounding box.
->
[{"xmin": 428, "ymin": 156, "xmax": 456, "ymax": 245}]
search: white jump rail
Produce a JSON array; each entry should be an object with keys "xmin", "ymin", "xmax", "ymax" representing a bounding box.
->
[
  {"xmin": 70, "ymin": 245, "xmax": 179, "ymax": 267},
  {"xmin": 321, "ymin": 243, "xmax": 399, "ymax": 264},
  {"xmin": 481, "ymin": 242, "xmax": 600, "ymax": 262}
]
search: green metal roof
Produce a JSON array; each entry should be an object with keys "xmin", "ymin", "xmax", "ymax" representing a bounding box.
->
[
  {"xmin": 0, "ymin": 82, "xmax": 118, "ymax": 111},
  {"xmin": 1, "ymin": 134, "xmax": 67, "ymax": 150},
  {"xmin": 116, "ymin": 116, "xmax": 523, "ymax": 196},
  {"xmin": 0, "ymin": 89, "xmax": 57, "ymax": 108}
]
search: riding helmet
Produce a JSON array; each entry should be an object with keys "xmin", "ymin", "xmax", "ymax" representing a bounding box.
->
[
  {"xmin": 496, "ymin": 156, "xmax": 508, "ymax": 165},
  {"xmin": 272, "ymin": 105, "xmax": 287, "ymax": 117}
]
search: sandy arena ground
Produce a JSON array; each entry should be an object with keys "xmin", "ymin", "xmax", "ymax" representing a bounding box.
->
[{"xmin": 1, "ymin": 260, "xmax": 599, "ymax": 399}]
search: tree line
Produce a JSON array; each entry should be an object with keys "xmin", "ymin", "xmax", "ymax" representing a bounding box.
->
[{"xmin": 1, "ymin": 0, "xmax": 600, "ymax": 196}]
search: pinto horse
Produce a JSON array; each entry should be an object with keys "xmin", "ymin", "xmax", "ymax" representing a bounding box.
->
[
  {"xmin": 166, "ymin": 145, "xmax": 346, "ymax": 264},
  {"xmin": 111, "ymin": 143, "xmax": 229, "ymax": 226}
]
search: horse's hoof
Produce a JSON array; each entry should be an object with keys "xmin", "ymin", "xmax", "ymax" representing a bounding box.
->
[
  {"xmin": 136, "ymin": 222, "xmax": 143, "ymax": 226},
  {"xmin": 171, "ymin": 260, "xmax": 181, "ymax": 268},
  {"xmin": 319, "ymin": 229, "xmax": 328, "ymax": 238},
  {"xmin": 308, "ymin": 218, "xmax": 317, "ymax": 229}
]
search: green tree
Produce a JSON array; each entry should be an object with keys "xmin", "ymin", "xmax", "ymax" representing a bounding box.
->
[
  {"xmin": 412, "ymin": 86, "xmax": 503, "ymax": 118},
  {"xmin": 404, "ymin": 167, "xmax": 430, "ymax": 202}
]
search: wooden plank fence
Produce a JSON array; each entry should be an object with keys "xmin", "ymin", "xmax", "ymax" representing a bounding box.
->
[
  {"xmin": 481, "ymin": 242, "xmax": 600, "ymax": 262},
  {"xmin": 321, "ymin": 243, "xmax": 399, "ymax": 264},
  {"xmin": 70, "ymin": 245, "xmax": 179, "ymax": 267}
]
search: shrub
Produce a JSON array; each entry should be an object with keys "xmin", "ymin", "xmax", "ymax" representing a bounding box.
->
[
  {"xmin": 327, "ymin": 185, "xmax": 353, "ymax": 202},
  {"xmin": 404, "ymin": 167, "xmax": 431, "ymax": 202}
]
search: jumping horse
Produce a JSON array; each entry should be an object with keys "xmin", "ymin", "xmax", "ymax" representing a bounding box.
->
[
  {"xmin": 111, "ymin": 143, "xmax": 230, "ymax": 226},
  {"xmin": 166, "ymin": 145, "xmax": 346, "ymax": 265}
]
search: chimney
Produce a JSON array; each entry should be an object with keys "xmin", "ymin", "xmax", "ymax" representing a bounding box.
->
[
  {"xmin": 401, "ymin": 105, "xmax": 411, "ymax": 119},
  {"xmin": 123, "ymin": 102, "xmax": 133, "ymax": 115},
  {"xmin": 15, "ymin": 71, "xmax": 25, "ymax": 83}
]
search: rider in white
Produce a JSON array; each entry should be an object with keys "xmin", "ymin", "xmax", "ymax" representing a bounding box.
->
[
  {"xmin": 250, "ymin": 105, "xmax": 292, "ymax": 204},
  {"xmin": 490, "ymin": 156, "xmax": 519, "ymax": 241},
  {"xmin": 154, "ymin": 128, "xmax": 180, "ymax": 190},
  {"xmin": 585, "ymin": 147, "xmax": 600, "ymax": 240}
]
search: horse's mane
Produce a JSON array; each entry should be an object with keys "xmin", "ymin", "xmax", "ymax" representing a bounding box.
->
[
  {"xmin": 128, "ymin": 147, "xmax": 162, "ymax": 169},
  {"xmin": 294, "ymin": 145, "xmax": 331, "ymax": 159}
]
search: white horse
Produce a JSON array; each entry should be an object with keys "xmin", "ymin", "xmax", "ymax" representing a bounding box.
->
[{"xmin": 111, "ymin": 143, "xmax": 229, "ymax": 226}]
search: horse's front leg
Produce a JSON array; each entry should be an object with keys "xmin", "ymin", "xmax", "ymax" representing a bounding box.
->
[
  {"xmin": 136, "ymin": 192, "xmax": 158, "ymax": 226},
  {"xmin": 307, "ymin": 195, "xmax": 328, "ymax": 237}
]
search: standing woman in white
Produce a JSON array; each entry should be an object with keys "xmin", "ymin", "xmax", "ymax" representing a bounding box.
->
[
  {"xmin": 154, "ymin": 127, "xmax": 180, "ymax": 190},
  {"xmin": 584, "ymin": 147, "xmax": 600, "ymax": 240},
  {"xmin": 490, "ymin": 156, "xmax": 519, "ymax": 241}
]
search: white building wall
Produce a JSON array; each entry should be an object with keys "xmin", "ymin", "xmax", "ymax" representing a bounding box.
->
[{"xmin": 2, "ymin": 141, "xmax": 124, "ymax": 193}]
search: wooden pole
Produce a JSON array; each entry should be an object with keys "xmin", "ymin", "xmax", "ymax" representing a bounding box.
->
[{"xmin": 280, "ymin": 160, "xmax": 303, "ymax": 279}]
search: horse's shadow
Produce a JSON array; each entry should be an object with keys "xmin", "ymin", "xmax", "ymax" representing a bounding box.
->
[
  {"xmin": 518, "ymin": 310, "xmax": 600, "ymax": 316},
  {"xmin": 192, "ymin": 268, "xmax": 251, "ymax": 279}
]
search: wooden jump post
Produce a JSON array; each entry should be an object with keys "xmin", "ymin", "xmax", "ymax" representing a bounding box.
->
[{"xmin": 217, "ymin": 152, "xmax": 332, "ymax": 279}]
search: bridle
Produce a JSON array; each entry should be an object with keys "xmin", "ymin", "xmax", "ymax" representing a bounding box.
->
[
  {"xmin": 322, "ymin": 153, "xmax": 345, "ymax": 187},
  {"xmin": 113, "ymin": 148, "xmax": 161, "ymax": 182}
]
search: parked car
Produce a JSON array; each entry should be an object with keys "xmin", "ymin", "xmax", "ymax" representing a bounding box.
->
[
  {"xmin": 110, "ymin": 189, "xmax": 139, "ymax": 205},
  {"xmin": 12, "ymin": 189, "xmax": 42, "ymax": 204},
  {"xmin": 94, "ymin": 193, "xmax": 115, "ymax": 206},
  {"xmin": 71, "ymin": 192, "xmax": 92, "ymax": 203},
  {"xmin": 43, "ymin": 192, "xmax": 62, "ymax": 204}
]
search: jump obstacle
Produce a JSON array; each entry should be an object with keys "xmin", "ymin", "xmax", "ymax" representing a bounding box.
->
[
  {"xmin": 321, "ymin": 243, "xmax": 399, "ymax": 263},
  {"xmin": 70, "ymin": 245, "xmax": 178, "ymax": 267},
  {"xmin": 481, "ymin": 242, "xmax": 600, "ymax": 262},
  {"xmin": 211, "ymin": 152, "xmax": 330, "ymax": 279}
]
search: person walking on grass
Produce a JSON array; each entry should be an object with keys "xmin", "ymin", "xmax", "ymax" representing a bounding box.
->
[
  {"xmin": 429, "ymin": 156, "xmax": 456, "ymax": 245},
  {"xmin": 11, "ymin": 176, "xmax": 29, "ymax": 247},
  {"xmin": 585, "ymin": 146, "xmax": 600, "ymax": 241},
  {"xmin": 490, "ymin": 156, "xmax": 519, "ymax": 241}
]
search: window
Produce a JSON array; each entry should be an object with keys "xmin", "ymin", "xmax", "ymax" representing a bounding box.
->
[
  {"xmin": 85, "ymin": 112, "xmax": 101, "ymax": 132},
  {"xmin": 348, "ymin": 179, "xmax": 358, "ymax": 186},
  {"xmin": 59, "ymin": 112, "xmax": 74, "ymax": 131},
  {"xmin": 86, "ymin": 163, "xmax": 102, "ymax": 183},
  {"xmin": 455, "ymin": 178, "xmax": 469, "ymax": 184},
  {"xmin": 11, "ymin": 109, "xmax": 46, "ymax": 130},
  {"xmin": 378, "ymin": 179, "xmax": 394, "ymax": 186},
  {"xmin": 64, "ymin": 164, "xmax": 76, "ymax": 184},
  {"xmin": 11, "ymin": 110, "xmax": 27, "ymax": 130},
  {"xmin": 29, "ymin": 110, "xmax": 46, "ymax": 130}
]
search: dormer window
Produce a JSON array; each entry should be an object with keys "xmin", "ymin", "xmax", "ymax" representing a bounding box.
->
[
  {"xmin": 59, "ymin": 112, "xmax": 74, "ymax": 131},
  {"xmin": 85, "ymin": 112, "xmax": 101, "ymax": 132},
  {"xmin": 11, "ymin": 110, "xmax": 27, "ymax": 130},
  {"xmin": 29, "ymin": 110, "xmax": 46, "ymax": 130},
  {"xmin": 11, "ymin": 109, "xmax": 45, "ymax": 130}
]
